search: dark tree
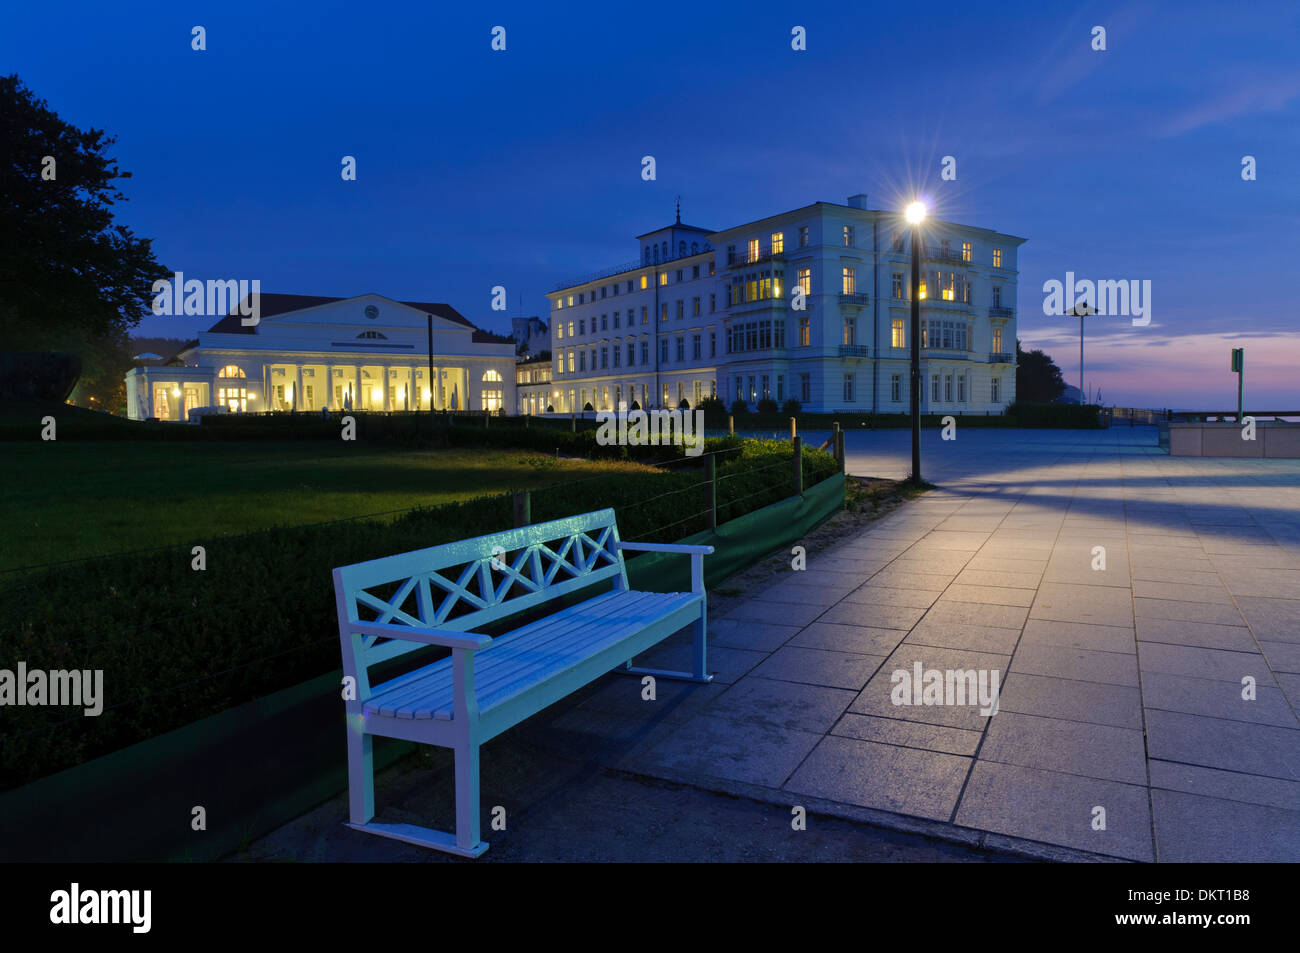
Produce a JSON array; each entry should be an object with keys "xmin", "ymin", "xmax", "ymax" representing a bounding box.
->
[
  {"xmin": 1015, "ymin": 339, "xmax": 1066, "ymax": 403},
  {"xmin": 0, "ymin": 74, "xmax": 169, "ymax": 410}
]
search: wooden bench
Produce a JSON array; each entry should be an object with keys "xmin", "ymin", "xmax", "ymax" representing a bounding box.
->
[{"xmin": 332, "ymin": 508, "xmax": 713, "ymax": 857}]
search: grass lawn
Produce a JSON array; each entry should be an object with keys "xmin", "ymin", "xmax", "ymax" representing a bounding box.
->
[{"xmin": 3, "ymin": 441, "xmax": 655, "ymax": 572}]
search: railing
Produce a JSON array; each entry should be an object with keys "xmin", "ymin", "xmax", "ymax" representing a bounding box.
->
[
  {"xmin": 728, "ymin": 249, "xmax": 785, "ymax": 268},
  {"xmin": 989, "ymin": 307, "xmax": 1014, "ymax": 318},
  {"xmin": 839, "ymin": 293, "xmax": 870, "ymax": 306},
  {"xmin": 927, "ymin": 246, "xmax": 971, "ymax": 265},
  {"xmin": 552, "ymin": 260, "xmax": 643, "ymax": 292},
  {"xmin": 988, "ymin": 352, "xmax": 1013, "ymax": 363},
  {"xmin": 839, "ymin": 345, "xmax": 870, "ymax": 358}
]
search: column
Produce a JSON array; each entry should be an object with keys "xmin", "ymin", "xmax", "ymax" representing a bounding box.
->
[
  {"xmin": 294, "ymin": 365, "xmax": 303, "ymax": 411},
  {"xmin": 382, "ymin": 365, "xmax": 391, "ymax": 412}
]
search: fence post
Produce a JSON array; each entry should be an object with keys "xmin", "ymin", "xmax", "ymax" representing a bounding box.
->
[
  {"xmin": 513, "ymin": 490, "xmax": 531, "ymax": 527},
  {"xmin": 707, "ymin": 453, "xmax": 717, "ymax": 529},
  {"xmin": 792, "ymin": 435, "xmax": 803, "ymax": 496},
  {"xmin": 789, "ymin": 416, "xmax": 797, "ymax": 440},
  {"xmin": 571, "ymin": 411, "xmax": 576, "ymax": 433},
  {"xmin": 728, "ymin": 414, "xmax": 734, "ymax": 436},
  {"xmin": 484, "ymin": 410, "xmax": 489, "ymax": 430},
  {"xmin": 835, "ymin": 430, "xmax": 845, "ymax": 472}
]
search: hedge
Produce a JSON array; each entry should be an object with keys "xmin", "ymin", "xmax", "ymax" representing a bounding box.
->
[{"xmin": 0, "ymin": 439, "xmax": 836, "ymax": 790}]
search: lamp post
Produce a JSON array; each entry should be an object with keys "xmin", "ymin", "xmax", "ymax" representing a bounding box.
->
[
  {"xmin": 1068, "ymin": 303, "xmax": 1096, "ymax": 403},
  {"xmin": 906, "ymin": 200, "xmax": 927, "ymax": 484}
]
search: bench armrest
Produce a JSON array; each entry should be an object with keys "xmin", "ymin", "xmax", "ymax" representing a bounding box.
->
[
  {"xmin": 614, "ymin": 541, "xmax": 715, "ymax": 556},
  {"xmin": 348, "ymin": 620, "xmax": 493, "ymax": 651},
  {"xmin": 613, "ymin": 540, "xmax": 713, "ymax": 594}
]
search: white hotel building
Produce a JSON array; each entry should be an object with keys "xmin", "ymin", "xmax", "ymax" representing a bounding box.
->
[
  {"xmin": 545, "ymin": 195, "xmax": 1025, "ymax": 415},
  {"xmin": 126, "ymin": 293, "xmax": 516, "ymax": 420}
]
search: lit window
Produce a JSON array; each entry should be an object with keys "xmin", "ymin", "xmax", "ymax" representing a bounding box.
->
[
  {"xmin": 797, "ymin": 268, "xmax": 811, "ymax": 294},
  {"xmin": 892, "ymin": 319, "xmax": 904, "ymax": 348},
  {"xmin": 798, "ymin": 315, "xmax": 810, "ymax": 347},
  {"xmin": 641, "ymin": 275, "xmax": 648, "ymax": 290},
  {"xmin": 961, "ymin": 241, "xmax": 972, "ymax": 262},
  {"xmin": 842, "ymin": 267, "xmax": 856, "ymax": 294},
  {"xmin": 798, "ymin": 226, "xmax": 809, "ymax": 248},
  {"xmin": 659, "ymin": 273, "xmax": 667, "ymax": 286},
  {"xmin": 771, "ymin": 232, "xmax": 784, "ymax": 254},
  {"xmin": 993, "ymin": 248, "xmax": 1002, "ymax": 268},
  {"xmin": 748, "ymin": 238, "xmax": 760, "ymax": 262},
  {"xmin": 843, "ymin": 317, "xmax": 856, "ymax": 346},
  {"xmin": 892, "ymin": 273, "xmax": 903, "ymax": 298},
  {"xmin": 843, "ymin": 225, "xmax": 854, "ymax": 247}
]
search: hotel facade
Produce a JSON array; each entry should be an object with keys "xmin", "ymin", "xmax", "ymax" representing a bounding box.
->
[
  {"xmin": 544, "ymin": 195, "xmax": 1025, "ymax": 415},
  {"xmin": 126, "ymin": 293, "xmax": 516, "ymax": 421}
]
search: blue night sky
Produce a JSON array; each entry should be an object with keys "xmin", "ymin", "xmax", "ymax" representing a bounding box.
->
[{"xmin": 5, "ymin": 0, "xmax": 1298, "ymax": 408}]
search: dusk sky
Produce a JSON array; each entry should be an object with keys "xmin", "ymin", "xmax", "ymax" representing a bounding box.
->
[{"xmin": 6, "ymin": 0, "xmax": 1298, "ymax": 408}]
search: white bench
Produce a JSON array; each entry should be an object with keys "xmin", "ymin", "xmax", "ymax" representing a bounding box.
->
[{"xmin": 332, "ymin": 508, "xmax": 713, "ymax": 857}]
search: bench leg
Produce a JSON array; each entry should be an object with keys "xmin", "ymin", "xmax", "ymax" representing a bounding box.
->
[
  {"xmin": 346, "ymin": 717, "xmax": 374, "ymax": 825},
  {"xmin": 618, "ymin": 612, "xmax": 714, "ymax": 684},
  {"xmin": 454, "ymin": 741, "xmax": 483, "ymax": 854}
]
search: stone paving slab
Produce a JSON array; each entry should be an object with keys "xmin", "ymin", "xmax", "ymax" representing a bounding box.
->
[{"xmin": 607, "ymin": 428, "xmax": 1300, "ymax": 861}]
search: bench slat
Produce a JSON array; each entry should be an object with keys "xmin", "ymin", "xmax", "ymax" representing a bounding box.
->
[{"xmin": 366, "ymin": 589, "xmax": 700, "ymax": 720}]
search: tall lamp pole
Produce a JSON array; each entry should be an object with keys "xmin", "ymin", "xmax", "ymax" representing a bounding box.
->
[
  {"xmin": 1069, "ymin": 303, "xmax": 1095, "ymax": 403},
  {"xmin": 905, "ymin": 201, "xmax": 927, "ymax": 484}
]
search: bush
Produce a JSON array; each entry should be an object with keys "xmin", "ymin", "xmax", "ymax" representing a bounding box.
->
[
  {"xmin": 1007, "ymin": 401, "xmax": 1102, "ymax": 428},
  {"xmin": 756, "ymin": 397, "xmax": 778, "ymax": 413},
  {"xmin": 677, "ymin": 398, "xmax": 690, "ymax": 409},
  {"xmin": 781, "ymin": 398, "xmax": 801, "ymax": 416},
  {"xmin": 729, "ymin": 399, "xmax": 749, "ymax": 416}
]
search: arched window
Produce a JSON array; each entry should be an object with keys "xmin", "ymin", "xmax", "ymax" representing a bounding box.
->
[
  {"xmin": 691, "ymin": 242, "xmax": 699, "ymax": 254},
  {"xmin": 679, "ymin": 241, "xmax": 686, "ymax": 257},
  {"xmin": 661, "ymin": 241, "xmax": 668, "ymax": 259},
  {"xmin": 217, "ymin": 364, "xmax": 245, "ymax": 379},
  {"xmin": 482, "ymin": 369, "xmax": 504, "ymax": 382},
  {"xmin": 357, "ymin": 331, "xmax": 387, "ymax": 339},
  {"xmin": 653, "ymin": 246, "xmax": 660, "ymax": 264},
  {"xmin": 644, "ymin": 248, "xmax": 650, "ymax": 264}
]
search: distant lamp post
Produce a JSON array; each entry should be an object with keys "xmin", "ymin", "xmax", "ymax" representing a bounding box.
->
[
  {"xmin": 1068, "ymin": 302, "xmax": 1097, "ymax": 403},
  {"xmin": 905, "ymin": 200, "xmax": 927, "ymax": 484}
]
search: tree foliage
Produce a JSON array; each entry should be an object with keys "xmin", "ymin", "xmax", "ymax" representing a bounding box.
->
[{"xmin": 1015, "ymin": 339, "xmax": 1066, "ymax": 403}]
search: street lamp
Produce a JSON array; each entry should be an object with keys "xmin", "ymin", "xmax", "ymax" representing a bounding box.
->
[
  {"xmin": 906, "ymin": 200, "xmax": 927, "ymax": 484},
  {"xmin": 1068, "ymin": 302, "xmax": 1096, "ymax": 403}
]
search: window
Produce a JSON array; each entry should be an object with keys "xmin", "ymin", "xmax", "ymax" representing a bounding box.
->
[
  {"xmin": 356, "ymin": 330, "xmax": 387, "ymax": 339},
  {"xmin": 727, "ymin": 244, "xmax": 736, "ymax": 264},
  {"xmin": 556, "ymin": 298, "xmax": 563, "ymax": 310},
  {"xmin": 843, "ymin": 225, "xmax": 855, "ymax": 247},
  {"xmin": 748, "ymin": 376, "xmax": 756, "ymax": 402},
  {"xmin": 761, "ymin": 375, "xmax": 770, "ymax": 399},
  {"xmin": 692, "ymin": 264, "xmax": 700, "ymax": 279},
  {"xmin": 693, "ymin": 380, "xmax": 702, "ymax": 406},
  {"xmin": 798, "ymin": 315, "xmax": 810, "ymax": 347},
  {"xmin": 557, "ymin": 324, "xmax": 564, "ymax": 340},
  {"xmin": 932, "ymin": 374, "xmax": 940, "ymax": 402},
  {"xmin": 567, "ymin": 296, "xmax": 574, "ymax": 306},
  {"xmin": 601, "ymin": 347, "xmax": 608, "ymax": 369},
  {"xmin": 641, "ymin": 341, "xmax": 649, "ymax": 364},
  {"xmin": 709, "ymin": 261, "xmax": 715, "ymax": 276},
  {"xmin": 940, "ymin": 239, "xmax": 951, "ymax": 259},
  {"xmin": 777, "ymin": 375, "xmax": 784, "ymax": 401},
  {"xmin": 891, "ymin": 374, "xmax": 901, "ymax": 402},
  {"xmin": 771, "ymin": 232, "xmax": 784, "ymax": 254},
  {"xmin": 677, "ymin": 299, "xmax": 684, "ymax": 319},
  {"xmin": 626, "ymin": 280, "xmax": 633, "ymax": 292},
  {"xmin": 613, "ymin": 345, "xmax": 621, "ymax": 368},
  {"xmin": 676, "ymin": 337, "xmax": 685, "ymax": 362},
  {"xmin": 693, "ymin": 296, "xmax": 701, "ymax": 316},
  {"xmin": 579, "ymin": 293, "xmax": 584, "ymax": 304},
  {"xmin": 799, "ymin": 226, "xmax": 809, "ymax": 247},
  {"xmin": 692, "ymin": 334, "xmax": 701, "ymax": 360},
  {"xmin": 679, "ymin": 241, "xmax": 686, "ymax": 257},
  {"xmin": 579, "ymin": 351, "xmax": 586, "ymax": 372},
  {"xmin": 958, "ymin": 374, "xmax": 966, "ymax": 402},
  {"xmin": 709, "ymin": 331, "xmax": 716, "ymax": 357},
  {"xmin": 601, "ymin": 314, "xmax": 607, "ymax": 330},
  {"xmin": 660, "ymin": 339, "xmax": 669, "ymax": 364},
  {"xmin": 892, "ymin": 318, "xmax": 905, "ymax": 348},
  {"xmin": 991, "ymin": 376, "xmax": 1001, "ymax": 402},
  {"xmin": 613, "ymin": 283, "xmax": 619, "ymax": 296},
  {"xmin": 991, "ymin": 286, "xmax": 1002, "ymax": 308},
  {"xmin": 601, "ymin": 286, "xmax": 607, "ymax": 299},
  {"xmin": 641, "ymin": 306, "xmax": 648, "ymax": 325},
  {"xmin": 993, "ymin": 248, "xmax": 1003, "ymax": 268},
  {"xmin": 676, "ymin": 269, "xmax": 683, "ymax": 282},
  {"xmin": 961, "ymin": 241, "xmax": 972, "ymax": 262},
  {"xmin": 797, "ymin": 268, "xmax": 811, "ymax": 295},
  {"xmin": 892, "ymin": 231, "xmax": 903, "ymax": 252},
  {"xmin": 748, "ymin": 237, "xmax": 760, "ymax": 261},
  {"xmin": 567, "ymin": 321, "xmax": 574, "ymax": 336},
  {"xmin": 613, "ymin": 311, "xmax": 620, "ymax": 329},
  {"xmin": 659, "ymin": 272, "xmax": 667, "ymax": 286},
  {"xmin": 640, "ymin": 275, "xmax": 648, "ymax": 290},
  {"xmin": 843, "ymin": 317, "xmax": 856, "ymax": 346},
  {"xmin": 892, "ymin": 273, "xmax": 903, "ymax": 298},
  {"xmin": 567, "ymin": 352, "xmax": 574, "ymax": 373},
  {"xmin": 843, "ymin": 374, "xmax": 855, "ymax": 402},
  {"xmin": 660, "ymin": 303, "xmax": 668, "ymax": 322},
  {"xmin": 627, "ymin": 343, "xmax": 635, "ymax": 366},
  {"xmin": 709, "ymin": 293, "xmax": 716, "ymax": 313},
  {"xmin": 579, "ymin": 319, "xmax": 585, "ymax": 335},
  {"xmin": 992, "ymin": 327, "xmax": 1003, "ymax": 353},
  {"xmin": 799, "ymin": 373, "xmax": 811, "ymax": 403},
  {"xmin": 842, "ymin": 267, "xmax": 856, "ymax": 294},
  {"xmin": 945, "ymin": 375, "xmax": 953, "ymax": 402}
]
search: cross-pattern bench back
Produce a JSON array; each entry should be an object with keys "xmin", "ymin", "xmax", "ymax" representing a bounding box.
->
[{"xmin": 334, "ymin": 508, "xmax": 627, "ymax": 666}]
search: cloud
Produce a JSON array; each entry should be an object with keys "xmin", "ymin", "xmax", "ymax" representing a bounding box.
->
[{"xmin": 1158, "ymin": 72, "xmax": 1300, "ymax": 137}]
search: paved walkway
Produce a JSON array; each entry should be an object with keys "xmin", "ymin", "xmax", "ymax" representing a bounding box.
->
[{"xmin": 596, "ymin": 426, "xmax": 1300, "ymax": 861}]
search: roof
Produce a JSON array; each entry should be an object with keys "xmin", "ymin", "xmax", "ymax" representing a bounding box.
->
[
  {"xmin": 634, "ymin": 222, "xmax": 715, "ymax": 239},
  {"xmin": 205, "ymin": 294, "xmax": 476, "ymax": 334}
]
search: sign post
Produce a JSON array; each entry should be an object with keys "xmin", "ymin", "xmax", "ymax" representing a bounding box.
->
[{"xmin": 1231, "ymin": 347, "xmax": 1244, "ymax": 421}]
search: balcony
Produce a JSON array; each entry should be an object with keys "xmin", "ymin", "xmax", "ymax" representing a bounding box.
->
[
  {"xmin": 728, "ymin": 249, "xmax": 785, "ymax": 269},
  {"xmin": 839, "ymin": 293, "xmax": 870, "ymax": 308},
  {"xmin": 839, "ymin": 345, "xmax": 870, "ymax": 359},
  {"xmin": 988, "ymin": 352, "xmax": 1014, "ymax": 364},
  {"xmin": 927, "ymin": 246, "xmax": 971, "ymax": 266},
  {"xmin": 989, "ymin": 307, "xmax": 1014, "ymax": 318}
]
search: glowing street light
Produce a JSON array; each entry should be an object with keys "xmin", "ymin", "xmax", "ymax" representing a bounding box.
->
[{"xmin": 906, "ymin": 199, "xmax": 927, "ymax": 484}]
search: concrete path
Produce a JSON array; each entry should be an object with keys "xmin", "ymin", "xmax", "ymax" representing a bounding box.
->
[{"xmin": 612, "ymin": 426, "xmax": 1300, "ymax": 861}]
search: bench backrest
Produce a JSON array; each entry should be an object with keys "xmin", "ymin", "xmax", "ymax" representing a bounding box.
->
[{"xmin": 334, "ymin": 508, "xmax": 628, "ymax": 669}]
